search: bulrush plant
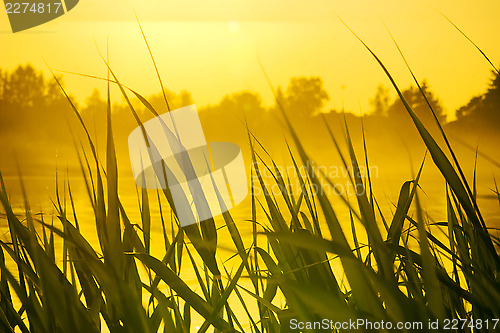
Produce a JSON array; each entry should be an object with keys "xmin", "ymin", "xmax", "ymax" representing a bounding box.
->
[{"xmin": 0, "ymin": 23, "xmax": 499, "ymax": 333}]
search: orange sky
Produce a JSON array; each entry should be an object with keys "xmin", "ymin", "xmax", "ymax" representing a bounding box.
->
[{"xmin": 1, "ymin": 0, "xmax": 499, "ymax": 119}]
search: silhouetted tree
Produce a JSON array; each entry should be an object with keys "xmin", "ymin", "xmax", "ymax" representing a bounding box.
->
[
  {"xmin": 456, "ymin": 70, "xmax": 500, "ymax": 125},
  {"xmin": 199, "ymin": 91, "xmax": 268, "ymax": 142},
  {"xmin": 370, "ymin": 84, "xmax": 390, "ymax": 116},
  {"xmin": 0, "ymin": 64, "xmax": 72, "ymax": 140},
  {"xmin": 276, "ymin": 77, "xmax": 330, "ymax": 118},
  {"xmin": 456, "ymin": 95, "xmax": 482, "ymax": 119},
  {"xmin": 0, "ymin": 64, "xmax": 80, "ymax": 175},
  {"xmin": 148, "ymin": 89, "xmax": 194, "ymax": 114},
  {"xmin": 2, "ymin": 65, "xmax": 46, "ymax": 108},
  {"xmin": 387, "ymin": 81, "xmax": 445, "ymax": 125},
  {"xmin": 0, "ymin": 69, "xmax": 5, "ymax": 100}
]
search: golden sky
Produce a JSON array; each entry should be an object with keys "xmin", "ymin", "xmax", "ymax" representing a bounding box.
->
[{"xmin": 1, "ymin": 0, "xmax": 499, "ymax": 119}]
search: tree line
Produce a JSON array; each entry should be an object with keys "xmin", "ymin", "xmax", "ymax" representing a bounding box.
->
[{"xmin": 0, "ymin": 64, "xmax": 498, "ymax": 173}]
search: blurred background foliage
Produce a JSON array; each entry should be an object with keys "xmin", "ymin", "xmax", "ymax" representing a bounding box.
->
[{"xmin": 0, "ymin": 64, "xmax": 499, "ymax": 178}]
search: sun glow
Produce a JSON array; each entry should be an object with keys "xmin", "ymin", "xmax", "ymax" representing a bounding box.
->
[{"xmin": 227, "ymin": 20, "xmax": 240, "ymax": 35}]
